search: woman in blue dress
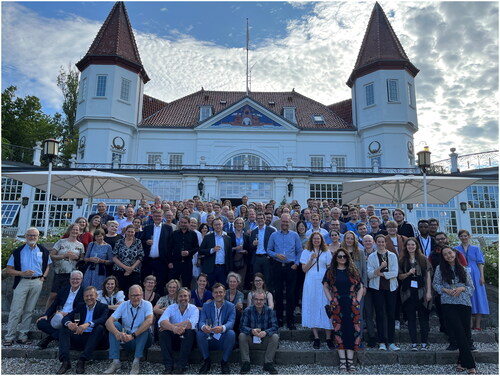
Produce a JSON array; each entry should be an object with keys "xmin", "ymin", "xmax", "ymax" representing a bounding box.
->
[
  {"xmin": 454, "ymin": 230, "xmax": 489, "ymax": 329},
  {"xmin": 82, "ymin": 228, "xmax": 113, "ymax": 288}
]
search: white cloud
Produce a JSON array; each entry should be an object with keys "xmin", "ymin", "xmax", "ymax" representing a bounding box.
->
[{"xmin": 2, "ymin": 1, "xmax": 498, "ymax": 162}]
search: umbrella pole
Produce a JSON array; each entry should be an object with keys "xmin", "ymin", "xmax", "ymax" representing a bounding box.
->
[
  {"xmin": 87, "ymin": 177, "xmax": 95, "ymax": 217},
  {"xmin": 43, "ymin": 160, "xmax": 54, "ymax": 238}
]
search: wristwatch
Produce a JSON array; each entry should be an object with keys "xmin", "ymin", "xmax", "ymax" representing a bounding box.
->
[{"xmin": 131, "ymin": 332, "xmax": 137, "ymax": 339}]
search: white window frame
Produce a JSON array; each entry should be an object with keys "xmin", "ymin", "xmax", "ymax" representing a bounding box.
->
[
  {"xmin": 407, "ymin": 82, "xmax": 415, "ymax": 107},
  {"xmin": 1, "ymin": 177, "xmax": 23, "ymax": 201},
  {"xmin": 309, "ymin": 183, "xmax": 342, "ymax": 202},
  {"xmin": 141, "ymin": 180, "xmax": 182, "ymax": 201},
  {"xmin": 312, "ymin": 115, "xmax": 325, "ymax": 125},
  {"xmin": 387, "ymin": 79, "xmax": 399, "ymax": 102},
  {"xmin": 147, "ymin": 153, "xmax": 163, "ymax": 165},
  {"xmin": 310, "ymin": 155, "xmax": 324, "ymax": 171},
  {"xmin": 169, "ymin": 153, "xmax": 183, "ymax": 168},
  {"xmin": 365, "ymin": 82, "xmax": 375, "ymax": 106},
  {"xmin": 96, "ymin": 75, "xmax": 107, "ymax": 97},
  {"xmin": 120, "ymin": 77, "xmax": 131, "ymax": 102},
  {"xmin": 199, "ymin": 106, "xmax": 212, "ymax": 121},
  {"xmin": 283, "ymin": 107, "xmax": 296, "ymax": 123},
  {"xmin": 331, "ymin": 155, "xmax": 346, "ymax": 168},
  {"xmin": 2, "ymin": 203, "xmax": 21, "ymax": 226}
]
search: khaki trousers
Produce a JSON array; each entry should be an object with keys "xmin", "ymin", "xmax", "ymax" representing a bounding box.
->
[{"xmin": 238, "ymin": 332, "xmax": 279, "ymax": 364}]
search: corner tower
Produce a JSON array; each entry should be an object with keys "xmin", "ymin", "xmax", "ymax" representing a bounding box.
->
[
  {"xmin": 75, "ymin": 1, "xmax": 149, "ymax": 164},
  {"xmin": 348, "ymin": 2, "xmax": 419, "ymax": 169}
]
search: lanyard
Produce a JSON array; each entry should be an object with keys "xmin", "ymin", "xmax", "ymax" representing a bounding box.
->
[
  {"xmin": 420, "ymin": 236, "xmax": 430, "ymax": 254},
  {"xmin": 215, "ymin": 304, "xmax": 223, "ymax": 326},
  {"xmin": 129, "ymin": 305, "xmax": 140, "ymax": 331}
]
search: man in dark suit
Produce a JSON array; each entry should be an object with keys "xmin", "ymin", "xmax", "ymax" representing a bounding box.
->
[
  {"xmin": 141, "ymin": 209, "xmax": 173, "ymax": 294},
  {"xmin": 247, "ymin": 213, "xmax": 275, "ymax": 286},
  {"xmin": 168, "ymin": 216, "xmax": 199, "ymax": 288},
  {"xmin": 37, "ymin": 270, "xmax": 85, "ymax": 349},
  {"xmin": 199, "ymin": 218, "xmax": 233, "ymax": 287},
  {"xmin": 56, "ymin": 286, "xmax": 109, "ymax": 374},
  {"xmin": 197, "ymin": 283, "xmax": 236, "ymax": 374}
]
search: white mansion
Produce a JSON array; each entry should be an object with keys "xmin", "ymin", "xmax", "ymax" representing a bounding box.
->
[{"xmin": 2, "ymin": 2, "xmax": 498, "ymax": 242}]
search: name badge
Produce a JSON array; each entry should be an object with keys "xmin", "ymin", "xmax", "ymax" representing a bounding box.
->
[
  {"xmin": 213, "ymin": 333, "xmax": 222, "ymax": 341},
  {"xmin": 253, "ymin": 336, "xmax": 262, "ymax": 344},
  {"xmin": 410, "ymin": 280, "xmax": 418, "ymax": 289}
]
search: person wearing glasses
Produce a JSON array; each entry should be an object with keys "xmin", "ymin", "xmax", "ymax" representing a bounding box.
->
[
  {"xmin": 104, "ymin": 285, "xmax": 154, "ymax": 375},
  {"xmin": 323, "ymin": 249, "xmax": 363, "ymax": 372}
]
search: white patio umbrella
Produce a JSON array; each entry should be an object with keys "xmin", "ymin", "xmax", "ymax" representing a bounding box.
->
[
  {"xmin": 341, "ymin": 175, "xmax": 480, "ymax": 206},
  {"xmin": 3, "ymin": 170, "xmax": 155, "ymax": 235}
]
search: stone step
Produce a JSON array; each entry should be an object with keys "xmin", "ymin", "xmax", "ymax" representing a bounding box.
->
[
  {"xmin": 3, "ymin": 328, "xmax": 497, "ymax": 344},
  {"xmin": 1, "ymin": 344, "xmax": 497, "ymax": 365}
]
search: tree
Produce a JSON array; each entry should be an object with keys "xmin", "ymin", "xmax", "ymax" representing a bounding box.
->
[
  {"xmin": 1, "ymin": 85, "xmax": 60, "ymax": 162},
  {"xmin": 56, "ymin": 65, "xmax": 80, "ymax": 162}
]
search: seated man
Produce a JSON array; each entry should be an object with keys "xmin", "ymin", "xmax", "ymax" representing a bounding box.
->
[
  {"xmin": 104, "ymin": 285, "xmax": 154, "ymax": 375},
  {"xmin": 37, "ymin": 270, "xmax": 84, "ymax": 349},
  {"xmin": 238, "ymin": 292, "xmax": 279, "ymax": 375},
  {"xmin": 197, "ymin": 283, "xmax": 236, "ymax": 374},
  {"xmin": 158, "ymin": 287, "xmax": 199, "ymax": 374},
  {"xmin": 56, "ymin": 286, "xmax": 109, "ymax": 374}
]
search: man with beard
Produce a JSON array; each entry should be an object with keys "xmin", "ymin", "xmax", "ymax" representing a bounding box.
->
[{"xmin": 168, "ymin": 216, "xmax": 199, "ymax": 288}]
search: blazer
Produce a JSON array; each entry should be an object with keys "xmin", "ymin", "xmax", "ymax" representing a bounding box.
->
[
  {"xmin": 385, "ymin": 234, "xmax": 407, "ymax": 256},
  {"xmin": 247, "ymin": 226, "xmax": 276, "ymax": 265},
  {"xmin": 199, "ymin": 232, "xmax": 233, "ymax": 274},
  {"xmin": 140, "ymin": 223, "xmax": 173, "ymax": 262},
  {"xmin": 367, "ymin": 251, "xmax": 399, "ymax": 292},
  {"xmin": 61, "ymin": 301, "xmax": 109, "ymax": 328},
  {"xmin": 198, "ymin": 300, "xmax": 236, "ymax": 331},
  {"xmin": 45, "ymin": 285, "xmax": 85, "ymax": 317}
]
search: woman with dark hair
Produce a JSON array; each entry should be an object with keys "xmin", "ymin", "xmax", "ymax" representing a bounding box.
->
[
  {"xmin": 398, "ymin": 237, "xmax": 433, "ymax": 351},
  {"xmin": 323, "ymin": 249, "xmax": 363, "ymax": 372},
  {"xmin": 433, "ymin": 247, "xmax": 476, "ymax": 374},
  {"xmin": 301, "ymin": 233, "xmax": 333, "ymax": 349},
  {"xmin": 367, "ymin": 234, "xmax": 400, "ymax": 352},
  {"xmin": 191, "ymin": 273, "xmax": 212, "ymax": 310},
  {"xmin": 82, "ymin": 228, "xmax": 113, "ymax": 288},
  {"xmin": 238, "ymin": 205, "xmax": 249, "ymax": 220},
  {"xmin": 247, "ymin": 272, "xmax": 274, "ymax": 308},
  {"xmin": 88, "ymin": 214, "xmax": 102, "ymax": 236},
  {"xmin": 296, "ymin": 220, "xmax": 309, "ymax": 248},
  {"xmin": 328, "ymin": 229, "xmax": 341, "ymax": 254},
  {"xmin": 97, "ymin": 275, "xmax": 125, "ymax": 314},
  {"xmin": 455, "ymin": 229, "xmax": 489, "ymax": 330},
  {"xmin": 133, "ymin": 217, "xmax": 143, "ymax": 239},
  {"xmin": 112, "ymin": 224, "xmax": 143, "ymax": 294}
]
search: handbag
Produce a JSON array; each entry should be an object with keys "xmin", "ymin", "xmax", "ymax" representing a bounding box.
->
[{"xmin": 324, "ymin": 303, "xmax": 333, "ymax": 318}]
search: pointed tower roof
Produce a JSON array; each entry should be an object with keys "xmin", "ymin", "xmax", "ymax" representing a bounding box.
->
[
  {"xmin": 347, "ymin": 2, "xmax": 418, "ymax": 87},
  {"xmin": 76, "ymin": 1, "xmax": 149, "ymax": 83}
]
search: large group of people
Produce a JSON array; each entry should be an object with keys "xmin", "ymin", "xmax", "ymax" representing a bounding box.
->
[{"xmin": 3, "ymin": 196, "xmax": 491, "ymax": 375}]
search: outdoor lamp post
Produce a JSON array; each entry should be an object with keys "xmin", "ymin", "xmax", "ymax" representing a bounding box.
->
[
  {"xmin": 43, "ymin": 138, "xmax": 59, "ymax": 238},
  {"xmin": 417, "ymin": 146, "xmax": 432, "ymax": 219}
]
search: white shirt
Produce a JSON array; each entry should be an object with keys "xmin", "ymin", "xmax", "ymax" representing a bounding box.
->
[
  {"xmin": 63, "ymin": 286, "xmax": 81, "ymax": 313},
  {"xmin": 158, "ymin": 303, "xmax": 199, "ymax": 329},
  {"xmin": 419, "ymin": 235, "xmax": 432, "ymax": 257},
  {"xmin": 149, "ymin": 223, "xmax": 162, "ymax": 258},
  {"xmin": 118, "ymin": 218, "xmax": 134, "ymax": 234}
]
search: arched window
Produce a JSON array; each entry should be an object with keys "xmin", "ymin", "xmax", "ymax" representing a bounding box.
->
[{"xmin": 224, "ymin": 154, "xmax": 270, "ymax": 170}]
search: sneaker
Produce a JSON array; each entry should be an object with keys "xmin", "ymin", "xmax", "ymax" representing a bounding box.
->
[
  {"xmin": 446, "ymin": 344, "xmax": 458, "ymax": 351},
  {"xmin": 470, "ymin": 345, "xmax": 478, "ymax": 352},
  {"xmin": 388, "ymin": 343, "xmax": 400, "ymax": 351},
  {"xmin": 104, "ymin": 361, "xmax": 121, "ymax": 374},
  {"xmin": 130, "ymin": 361, "xmax": 140, "ymax": 375},
  {"xmin": 313, "ymin": 338, "xmax": 320, "ymax": 349},
  {"xmin": 240, "ymin": 362, "xmax": 251, "ymax": 375},
  {"xmin": 421, "ymin": 343, "xmax": 429, "ymax": 351},
  {"xmin": 394, "ymin": 320, "xmax": 400, "ymax": 330},
  {"xmin": 411, "ymin": 343, "xmax": 418, "ymax": 351},
  {"xmin": 378, "ymin": 343, "xmax": 387, "ymax": 351}
]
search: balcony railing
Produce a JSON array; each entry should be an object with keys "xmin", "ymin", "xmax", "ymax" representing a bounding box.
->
[
  {"xmin": 74, "ymin": 162, "xmax": 419, "ymax": 175},
  {"xmin": 2, "ymin": 144, "xmax": 33, "ymax": 164}
]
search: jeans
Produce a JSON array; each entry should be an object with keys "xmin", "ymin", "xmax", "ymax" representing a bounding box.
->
[
  {"xmin": 108, "ymin": 322, "xmax": 152, "ymax": 360},
  {"xmin": 196, "ymin": 330, "xmax": 236, "ymax": 362}
]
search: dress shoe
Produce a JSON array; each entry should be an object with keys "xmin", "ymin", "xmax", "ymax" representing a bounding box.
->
[
  {"xmin": 199, "ymin": 358, "xmax": 211, "ymax": 374},
  {"xmin": 263, "ymin": 363, "xmax": 278, "ymax": 375},
  {"xmin": 76, "ymin": 359, "xmax": 86, "ymax": 374},
  {"xmin": 103, "ymin": 361, "xmax": 121, "ymax": 374},
  {"xmin": 240, "ymin": 362, "xmax": 251, "ymax": 374},
  {"xmin": 38, "ymin": 336, "xmax": 53, "ymax": 349},
  {"xmin": 56, "ymin": 361, "xmax": 72, "ymax": 375},
  {"xmin": 288, "ymin": 324, "xmax": 296, "ymax": 330},
  {"xmin": 221, "ymin": 360, "xmax": 230, "ymax": 374},
  {"xmin": 446, "ymin": 344, "xmax": 458, "ymax": 351},
  {"xmin": 172, "ymin": 369, "xmax": 185, "ymax": 375}
]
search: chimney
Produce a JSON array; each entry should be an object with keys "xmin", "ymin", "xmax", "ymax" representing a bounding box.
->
[{"xmin": 449, "ymin": 148, "xmax": 459, "ymax": 173}]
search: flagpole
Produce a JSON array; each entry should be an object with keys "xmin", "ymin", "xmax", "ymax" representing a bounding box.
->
[{"xmin": 246, "ymin": 18, "xmax": 249, "ymax": 95}]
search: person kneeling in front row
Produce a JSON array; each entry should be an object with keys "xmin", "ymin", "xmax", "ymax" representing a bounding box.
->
[
  {"xmin": 158, "ymin": 287, "xmax": 199, "ymax": 374},
  {"xmin": 56, "ymin": 286, "xmax": 109, "ymax": 374},
  {"xmin": 104, "ymin": 285, "xmax": 153, "ymax": 375},
  {"xmin": 197, "ymin": 283, "xmax": 236, "ymax": 374},
  {"xmin": 238, "ymin": 291, "xmax": 279, "ymax": 375}
]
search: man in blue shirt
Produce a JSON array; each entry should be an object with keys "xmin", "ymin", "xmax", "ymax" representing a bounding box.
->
[
  {"xmin": 266, "ymin": 214, "xmax": 302, "ymax": 330},
  {"xmin": 345, "ymin": 207, "xmax": 361, "ymax": 235},
  {"xmin": 3, "ymin": 227, "xmax": 51, "ymax": 346}
]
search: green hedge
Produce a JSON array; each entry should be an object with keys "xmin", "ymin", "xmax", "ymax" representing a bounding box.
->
[{"xmin": 483, "ymin": 243, "xmax": 499, "ymax": 286}]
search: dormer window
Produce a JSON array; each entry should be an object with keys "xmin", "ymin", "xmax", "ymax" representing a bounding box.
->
[
  {"xmin": 199, "ymin": 106, "xmax": 212, "ymax": 121},
  {"xmin": 283, "ymin": 107, "xmax": 296, "ymax": 123},
  {"xmin": 312, "ymin": 115, "xmax": 325, "ymax": 124}
]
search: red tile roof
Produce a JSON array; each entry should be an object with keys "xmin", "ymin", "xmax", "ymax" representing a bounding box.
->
[
  {"xmin": 76, "ymin": 2, "xmax": 149, "ymax": 83},
  {"xmin": 140, "ymin": 90, "xmax": 355, "ymax": 130},
  {"xmin": 328, "ymin": 99, "xmax": 353, "ymax": 125},
  {"xmin": 347, "ymin": 2, "xmax": 418, "ymax": 87},
  {"xmin": 142, "ymin": 94, "xmax": 168, "ymax": 120}
]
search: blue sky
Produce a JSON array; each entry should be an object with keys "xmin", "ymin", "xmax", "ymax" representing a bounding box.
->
[{"xmin": 2, "ymin": 1, "xmax": 498, "ymax": 161}]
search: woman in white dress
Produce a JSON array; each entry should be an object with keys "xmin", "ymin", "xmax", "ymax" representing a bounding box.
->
[{"xmin": 301, "ymin": 232, "xmax": 334, "ymax": 349}]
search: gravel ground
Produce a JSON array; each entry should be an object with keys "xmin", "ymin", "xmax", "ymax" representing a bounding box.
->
[{"xmin": 1, "ymin": 357, "xmax": 499, "ymax": 375}]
